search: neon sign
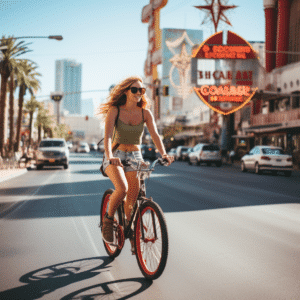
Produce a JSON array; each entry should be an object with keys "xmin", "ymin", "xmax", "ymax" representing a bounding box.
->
[{"xmin": 192, "ymin": 31, "xmax": 259, "ymax": 115}]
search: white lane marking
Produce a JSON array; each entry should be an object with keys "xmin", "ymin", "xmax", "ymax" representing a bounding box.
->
[{"xmin": 4, "ymin": 171, "xmax": 58, "ymax": 215}]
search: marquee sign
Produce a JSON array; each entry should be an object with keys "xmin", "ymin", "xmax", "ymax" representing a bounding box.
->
[{"xmin": 192, "ymin": 30, "xmax": 259, "ymax": 115}]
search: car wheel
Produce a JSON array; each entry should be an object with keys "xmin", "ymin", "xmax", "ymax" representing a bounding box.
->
[
  {"xmin": 37, "ymin": 165, "xmax": 43, "ymax": 170},
  {"xmin": 255, "ymin": 162, "xmax": 262, "ymax": 175},
  {"xmin": 188, "ymin": 159, "xmax": 192, "ymax": 165},
  {"xmin": 241, "ymin": 162, "xmax": 247, "ymax": 172},
  {"xmin": 197, "ymin": 159, "xmax": 201, "ymax": 166},
  {"xmin": 216, "ymin": 162, "xmax": 222, "ymax": 167},
  {"xmin": 64, "ymin": 164, "xmax": 69, "ymax": 169},
  {"xmin": 284, "ymin": 171, "xmax": 292, "ymax": 177}
]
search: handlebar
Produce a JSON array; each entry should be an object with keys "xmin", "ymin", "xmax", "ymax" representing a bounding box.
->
[{"xmin": 110, "ymin": 157, "xmax": 169, "ymax": 171}]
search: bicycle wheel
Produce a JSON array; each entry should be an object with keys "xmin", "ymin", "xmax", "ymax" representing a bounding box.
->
[
  {"xmin": 134, "ymin": 201, "xmax": 169, "ymax": 280},
  {"xmin": 100, "ymin": 189, "xmax": 124, "ymax": 258}
]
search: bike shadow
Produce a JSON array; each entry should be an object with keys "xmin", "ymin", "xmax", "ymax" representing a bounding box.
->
[{"xmin": 0, "ymin": 257, "xmax": 152, "ymax": 300}]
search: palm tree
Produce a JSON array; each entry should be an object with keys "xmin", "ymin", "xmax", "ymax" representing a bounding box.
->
[
  {"xmin": 0, "ymin": 36, "xmax": 32, "ymax": 157},
  {"xmin": 35, "ymin": 104, "xmax": 53, "ymax": 143},
  {"xmin": 14, "ymin": 60, "xmax": 41, "ymax": 152},
  {"xmin": 8, "ymin": 71, "xmax": 15, "ymax": 153},
  {"xmin": 24, "ymin": 96, "xmax": 41, "ymax": 147}
]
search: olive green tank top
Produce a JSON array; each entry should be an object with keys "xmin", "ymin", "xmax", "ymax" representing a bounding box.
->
[{"xmin": 112, "ymin": 108, "xmax": 145, "ymax": 145}]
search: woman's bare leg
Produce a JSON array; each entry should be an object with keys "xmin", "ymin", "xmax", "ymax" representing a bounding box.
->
[
  {"xmin": 124, "ymin": 171, "xmax": 140, "ymax": 221},
  {"xmin": 105, "ymin": 165, "xmax": 128, "ymax": 217}
]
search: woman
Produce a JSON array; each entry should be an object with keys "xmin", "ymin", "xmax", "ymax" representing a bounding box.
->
[{"xmin": 98, "ymin": 76, "xmax": 174, "ymax": 246}]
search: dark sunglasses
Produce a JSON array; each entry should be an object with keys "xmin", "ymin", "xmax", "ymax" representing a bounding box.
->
[{"xmin": 129, "ymin": 87, "xmax": 146, "ymax": 95}]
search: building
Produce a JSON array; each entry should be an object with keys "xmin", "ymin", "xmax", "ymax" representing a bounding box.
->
[
  {"xmin": 234, "ymin": 0, "xmax": 300, "ymax": 166},
  {"xmin": 63, "ymin": 115, "xmax": 103, "ymax": 143},
  {"xmin": 159, "ymin": 28, "xmax": 216, "ymax": 145},
  {"xmin": 55, "ymin": 59, "xmax": 82, "ymax": 115}
]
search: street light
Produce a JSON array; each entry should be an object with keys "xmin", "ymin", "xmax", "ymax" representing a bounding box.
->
[{"xmin": 0, "ymin": 35, "xmax": 63, "ymax": 41}]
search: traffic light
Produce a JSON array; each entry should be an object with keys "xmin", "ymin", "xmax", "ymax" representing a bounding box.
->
[
  {"xmin": 50, "ymin": 92, "xmax": 64, "ymax": 102},
  {"xmin": 162, "ymin": 85, "xmax": 169, "ymax": 96}
]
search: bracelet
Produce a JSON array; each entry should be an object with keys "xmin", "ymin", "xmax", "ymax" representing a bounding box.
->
[{"xmin": 162, "ymin": 154, "xmax": 168, "ymax": 157}]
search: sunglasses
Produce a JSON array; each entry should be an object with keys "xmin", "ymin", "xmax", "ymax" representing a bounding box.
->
[{"xmin": 129, "ymin": 87, "xmax": 146, "ymax": 95}]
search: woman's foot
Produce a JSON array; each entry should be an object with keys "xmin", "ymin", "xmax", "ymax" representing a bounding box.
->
[{"xmin": 102, "ymin": 213, "xmax": 114, "ymax": 244}]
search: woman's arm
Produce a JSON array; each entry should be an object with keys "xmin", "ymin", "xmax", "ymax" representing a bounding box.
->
[
  {"xmin": 144, "ymin": 109, "xmax": 174, "ymax": 165},
  {"xmin": 104, "ymin": 106, "xmax": 118, "ymax": 160}
]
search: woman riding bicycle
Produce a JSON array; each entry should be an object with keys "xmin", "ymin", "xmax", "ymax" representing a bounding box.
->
[{"xmin": 97, "ymin": 76, "xmax": 174, "ymax": 245}]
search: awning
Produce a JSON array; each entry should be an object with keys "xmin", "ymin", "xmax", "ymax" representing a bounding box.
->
[
  {"xmin": 174, "ymin": 131, "xmax": 203, "ymax": 140},
  {"xmin": 231, "ymin": 135, "xmax": 254, "ymax": 139},
  {"xmin": 245, "ymin": 120, "xmax": 300, "ymax": 134}
]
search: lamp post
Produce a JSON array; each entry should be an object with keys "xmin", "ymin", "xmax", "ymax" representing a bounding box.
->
[{"xmin": 0, "ymin": 35, "xmax": 63, "ymax": 41}]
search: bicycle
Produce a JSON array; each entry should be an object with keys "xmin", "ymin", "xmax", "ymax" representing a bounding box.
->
[{"xmin": 99, "ymin": 157, "xmax": 169, "ymax": 280}]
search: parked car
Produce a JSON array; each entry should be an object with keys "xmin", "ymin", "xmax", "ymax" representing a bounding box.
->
[
  {"xmin": 141, "ymin": 144, "xmax": 157, "ymax": 161},
  {"xmin": 89, "ymin": 142, "xmax": 97, "ymax": 151},
  {"xmin": 182, "ymin": 147, "xmax": 193, "ymax": 162},
  {"xmin": 167, "ymin": 148, "xmax": 177, "ymax": 156},
  {"xmin": 66, "ymin": 141, "xmax": 73, "ymax": 149},
  {"xmin": 240, "ymin": 146, "xmax": 293, "ymax": 176},
  {"xmin": 36, "ymin": 138, "xmax": 69, "ymax": 170},
  {"xmin": 76, "ymin": 142, "xmax": 90, "ymax": 153},
  {"xmin": 175, "ymin": 146, "xmax": 190, "ymax": 161},
  {"xmin": 188, "ymin": 143, "xmax": 222, "ymax": 167}
]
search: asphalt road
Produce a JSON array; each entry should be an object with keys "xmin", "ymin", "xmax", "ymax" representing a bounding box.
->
[{"xmin": 0, "ymin": 152, "xmax": 299, "ymax": 300}]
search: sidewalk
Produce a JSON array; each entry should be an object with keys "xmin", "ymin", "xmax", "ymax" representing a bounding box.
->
[{"xmin": 0, "ymin": 168, "xmax": 28, "ymax": 183}]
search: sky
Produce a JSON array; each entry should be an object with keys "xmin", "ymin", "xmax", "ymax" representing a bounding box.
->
[{"xmin": 0, "ymin": 0, "xmax": 265, "ymax": 111}]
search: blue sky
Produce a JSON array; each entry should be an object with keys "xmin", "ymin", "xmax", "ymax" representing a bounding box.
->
[{"xmin": 1, "ymin": 0, "xmax": 265, "ymax": 108}]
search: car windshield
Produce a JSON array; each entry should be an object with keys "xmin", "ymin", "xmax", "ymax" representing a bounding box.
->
[
  {"xmin": 181, "ymin": 147, "xmax": 189, "ymax": 152},
  {"xmin": 39, "ymin": 141, "xmax": 64, "ymax": 147},
  {"xmin": 203, "ymin": 145, "xmax": 220, "ymax": 151},
  {"xmin": 262, "ymin": 148, "xmax": 284, "ymax": 155}
]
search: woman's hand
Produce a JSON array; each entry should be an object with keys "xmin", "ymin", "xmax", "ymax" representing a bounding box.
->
[
  {"xmin": 162, "ymin": 154, "xmax": 174, "ymax": 166},
  {"xmin": 109, "ymin": 157, "xmax": 123, "ymax": 167}
]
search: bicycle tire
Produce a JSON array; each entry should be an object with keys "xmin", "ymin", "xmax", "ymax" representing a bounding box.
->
[
  {"xmin": 100, "ymin": 189, "xmax": 124, "ymax": 258},
  {"xmin": 134, "ymin": 201, "xmax": 169, "ymax": 280}
]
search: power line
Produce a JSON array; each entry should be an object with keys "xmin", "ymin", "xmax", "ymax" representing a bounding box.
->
[{"xmin": 36, "ymin": 89, "xmax": 109, "ymax": 99}]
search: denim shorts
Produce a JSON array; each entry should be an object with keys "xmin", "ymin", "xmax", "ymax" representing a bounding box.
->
[{"xmin": 102, "ymin": 150, "xmax": 144, "ymax": 173}]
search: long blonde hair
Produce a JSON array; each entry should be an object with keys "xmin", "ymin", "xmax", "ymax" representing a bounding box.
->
[{"xmin": 97, "ymin": 76, "xmax": 151, "ymax": 120}]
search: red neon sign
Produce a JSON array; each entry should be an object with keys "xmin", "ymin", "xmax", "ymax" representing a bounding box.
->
[{"xmin": 192, "ymin": 31, "xmax": 259, "ymax": 115}]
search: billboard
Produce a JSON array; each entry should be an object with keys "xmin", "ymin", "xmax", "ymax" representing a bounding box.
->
[{"xmin": 161, "ymin": 28, "xmax": 203, "ymax": 118}]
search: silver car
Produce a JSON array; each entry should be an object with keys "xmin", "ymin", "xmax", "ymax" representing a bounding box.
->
[
  {"xmin": 188, "ymin": 143, "xmax": 222, "ymax": 167},
  {"xmin": 36, "ymin": 138, "xmax": 69, "ymax": 170}
]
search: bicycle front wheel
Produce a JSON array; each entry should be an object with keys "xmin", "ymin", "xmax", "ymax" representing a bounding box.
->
[
  {"xmin": 134, "ymin": 201, "xmax": 169, "ymax": 280},
  {"xmin": 100, "ymin": 189, "xmax": 124, "ymax": 258}
]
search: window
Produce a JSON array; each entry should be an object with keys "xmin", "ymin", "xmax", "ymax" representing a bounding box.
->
[
  {"xmin": 203, "ymin": 145, "xmax": 220, "ymax": 151},
  {"xmin": 262, "ymin": 148, "xmax": 284, "ymax": 155},
  {"xmin": 39, "ymin": 141, "xmax": 64, "ymax": 147}
]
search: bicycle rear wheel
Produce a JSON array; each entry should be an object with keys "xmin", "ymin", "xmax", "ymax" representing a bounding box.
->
[
  {"xmin": 134, "ymin": 201, "xmax": 169, "ymax": 280},
  {"xmin": 100, "ymin": 189, "xmax": 124, "ymax": 258}
]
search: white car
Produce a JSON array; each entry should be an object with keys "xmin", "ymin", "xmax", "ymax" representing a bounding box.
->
[
  {"xmin": 188, "ymin": 143, "xmax": 222, "ymax": 167},
  {"xmin": 241, "ymin": 146, "xmax": 293, "ymax": 176},
  {"xmin": 36, "ymin": 138, "xmax": 69, "ymax": 170},
  {"xmin": 77, "ymin": 142, "xmax": 90, "ymax": 153}
]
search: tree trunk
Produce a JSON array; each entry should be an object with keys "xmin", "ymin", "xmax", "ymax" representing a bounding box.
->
[
  {"xmin": 29, "ymin": 112, "xmax": 33, "ymax": 147},
  {"xmin": 9, "ymin": 72, "xmax": 14, "ymax": 153},
  {"xmin": 0, "ymin": 72, "xmax": 9, "ymax": 157},
  {"xmin": 15, "ymin": 84, "xmax": 25, "ymax": 152},
  {"xmin": 38, "ymin": 124, "xmax": 41, "ymax": 143}
]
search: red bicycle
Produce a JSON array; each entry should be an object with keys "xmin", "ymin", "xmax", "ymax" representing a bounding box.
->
[{"xmin": 99, "ymin": 158, "xmax": 169, "ymax": 280}]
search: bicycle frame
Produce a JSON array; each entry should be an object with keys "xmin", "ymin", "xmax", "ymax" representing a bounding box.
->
[{"xmin": 118, "ymin": 158, "xmax": 165, "ymax": 241}]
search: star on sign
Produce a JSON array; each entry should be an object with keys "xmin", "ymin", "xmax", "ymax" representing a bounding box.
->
[{"xmin": 195, "ymin": 0, "xmax": 237, "ymax": 33}]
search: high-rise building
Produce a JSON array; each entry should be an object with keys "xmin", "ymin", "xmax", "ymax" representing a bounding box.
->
[{"xmin": 55, "ymin": 59, "xmax": 82, "ymax": 115}]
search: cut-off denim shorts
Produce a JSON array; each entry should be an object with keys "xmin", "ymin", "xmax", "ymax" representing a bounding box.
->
[{"xmin": 102, "ymin": 150, "xmax": 144, "ymax": 173}]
